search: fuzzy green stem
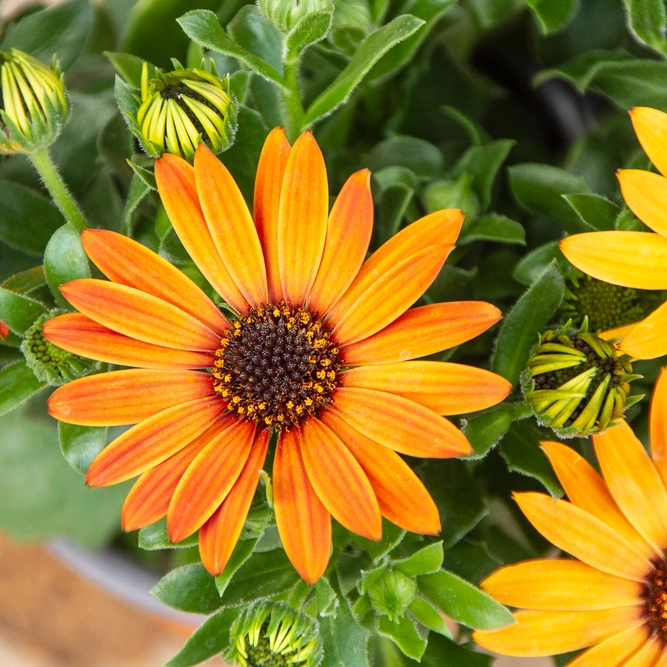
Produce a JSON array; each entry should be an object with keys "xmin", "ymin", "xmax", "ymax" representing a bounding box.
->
[
  {"xmin": 29, "ymin": 146, "xmax": 88, "ymax": 232},
  {"xmin": 282, "ymin": 63, "xmax": 306, "ymax": 140}
]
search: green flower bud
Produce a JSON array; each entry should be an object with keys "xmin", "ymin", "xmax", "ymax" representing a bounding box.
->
[
  {"xmin": 521, "ymin": 320, "xmax": 643, "ymax": 438},
  {"xmin": 21, "ymin": 313, "xmax": 96, "ymax": 386},
  {"xmin": 367, "ymin": 570, "xmax": 417, "ymax": 623},
  {"xmin": 258, "ymin": 0, "xmax": 333, "ymax": 32},
  {"xmin": 128, "ymin": 61, "xmax": 237, "ymax": 161},
  {"xmin": 227, "ymin": 601, "xmax": 322, "ymax": 667},
  {"xmin": 0, "ymin": 49, "xmax": 69, "ymax": 155}
]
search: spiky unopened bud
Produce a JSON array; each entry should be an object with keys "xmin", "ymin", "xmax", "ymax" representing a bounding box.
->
[
  {"xmin": 367, "ymin": 570, "xmax": 417, "ymax": 623},
  {"xmin": 521, "ymin": 320, "xmax": 642, "ymax": 438},
  {"xmin": 0, "ymin": 49, "xmax": 68, "ymax": 154}
]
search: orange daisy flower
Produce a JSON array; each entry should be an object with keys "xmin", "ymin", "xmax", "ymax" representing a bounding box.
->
[
  {"xmin": 43, "ymin": 128, "xmax": 510, "ymax": 584},
  {"xmin": 474, "ymin": 368, "xmax": 667, "ymax": 665},
  {"xmin": 561, "ymin": 106, "xmax": 667, "ymax": 360}
]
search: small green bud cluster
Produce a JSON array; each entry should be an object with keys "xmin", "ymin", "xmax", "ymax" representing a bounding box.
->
[
  {"xmin": 521, "ymin": 320, "xmax": 642, "ymax": 438},
  {"xmin": 258, "ymin": 0, "xmax": 333, "ymax": 33},
  {"xmin": 21, "ymin": 313, "xmax": 95, "ymax": 385},
  {"xmin": 227, "ymin": 601, "xmax": 322, "ymax": 667},
  {"xmin": 0, "ymin": 49, "xmax": 69, "ymax": 154}
]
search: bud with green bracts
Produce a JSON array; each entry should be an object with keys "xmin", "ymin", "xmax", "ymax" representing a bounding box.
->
[
  {"xmin": 227, "ymin": 601, "xmax": 322, "ymax": 667},
  {"xmin": 0, "ymin": 49, "xmax": 69, "ymax": 155},
  {"xmin": 126, "ymin": 60, "xmax": 237, "ymax": 161},
  {"xmin": 21, "ymin": 313, "xmax": 96, "ymax": 386},
  {"xmin": 258, "ymin": 0, "xmax": 333, "ymax": 32},
  {"xmin": 520, "ymin": 319, "xmax": 643, "ymax": 438}
]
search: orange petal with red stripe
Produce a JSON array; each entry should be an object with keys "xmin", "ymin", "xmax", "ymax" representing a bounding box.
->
[
  {"xmin": 121, "ymin": 415, "xmax": 234, "ymax": 531},
  {"xmin": 340, "ymin": 361, "xmax": 511, "ymax": 415},
  {"xmin": 199, "ymin": 430, "xmax": 270, "ymax": 575},
  {"xmin": 254, "ymin": 127, "xmax": 291, "ymax": 303},
  {"xmin": 332, "ymin": 387, "xmax": 472, "ymax": 458},
  {"xmin": 308, "ymin": 169, "xmax": 373, "ymax": 316},
  {"xmin": 327, "ymin": 209, "xmax": 464, "ymax": 324},
  {"xmin": 321, "ymin": 410, "xmax": 440, "ymax": 534},
  {"xmin": 48, "ymin": 369, "xmax": 215, "ymax": 426},
  {"xmin": 630, "ymin": 106, "xmax": 667, "ymax": 177},
  {"xmin": 567, "ymin": 624, "xmax": 649, "ymax": 667},
  {"xmin": 341, "ymin": 302, "xmax": 501, "ymax": 366},
  {"xmin": 618, "ymin": 169, "xmax": 667, "ymax": 238},
  {"xmin": 514, "ymin": 492, "xmax": 653, "ymax": 582},
  {"xmin": 195, "ymin": 144, "xmax": 268, "ymax": 306},
  {"xmin": 278, "ymin": 131, "xmax": 328, "ymax": 307},
  {"xmin": 86, "ymin": 396, "xmax": 226, "ymax": 487},
  {"xmin": 42, "ymin": 313, "xmax": 214, "ymax": 370},
  {"xmin": 81, "ymin": 229, "xmax": 229, "ymax": 335},
  {"xmin": 333, "ymin": 245, "xmax": 453, "ymax": 346},
  {"xmin": 300, "ymin": 418, "xmax": 381, "ymax": 540},
  {"xmin": 61, "ymin": 279, "xmax": 220, "ymax": 352},
  {"xmin": 167, "ymin": 419, "xmax": 256, "ymax": 544},
  {"xmin": 473, "ymin": 607, "xmax": 643, "ymax": 658},
  {"xmin": 621, "ymin": 300, "xmax": 667, "ymax": 359},
  {"xmin": 155, "ymin": 153, "xmax": 248, "ymax": 313},
  {"xmin": 274, "ymin": 428, "xmax": 331, "ymax": 584},
  {"xmin": 650, "ymin": 367, "xmax": 667, "ymax": 488}
]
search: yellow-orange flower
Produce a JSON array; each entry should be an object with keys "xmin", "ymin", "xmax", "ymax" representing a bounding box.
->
[
  {"xmin": 561, "ymin": 106, "xmax": 667, "ymax": 360},
  {"xmin": 474, "ymin": 368, "xmax": 667, "ymax": 665},
  {"xmin": 43, "ymin": 128, "xmax": 511, "ymax": 584}
]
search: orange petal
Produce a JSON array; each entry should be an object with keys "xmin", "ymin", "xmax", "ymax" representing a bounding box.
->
[
  {"xmin": 473, "ymin": 607, "xmax": 643, "ymax": 658},
  {"xmin": 199, "ymin": 429, "xmax": 269, "ymax": 575},
  {"xmin": 321, "ymin": 410, "xmax": 441, "ymax": 534},
  {"xmin": 341, "ymin": 302, "xmax": 502, "ymax": 366},
  {"xmin": 600, "ymin": 320, "xmax": 641, "ymax": 342},
  {"xmin": 593, "ymin": 422, "xmax": 667, "ymax": 555},
  {"xmin": 650, "ymin": 367, "xmax": 667, "ymax": 488},
  {"xmin": 340, "ymin": 361, "xmax": 511, "ymax": 415},
  {"xmin": 621, "ymin": 300, "xmax": 667, "ymax": 359},
  {"xmin": 42, "ymin": 313, "xmax": 214, "ymax": 370},
  {"xmin": 332, "ymin": 387, "xmax": 472, "ymax": 458},
  {"xmin": 155, "ymin": 153, "xmax": 248, "ymax": 313},
  {"xmin": 195, "ymin": 143, "xmax": 268, "ymax": 307},
  {"xmin": 540, "ymin": 441, "xmax": 653, "ymax": 559},
  {"xmin": 61, "ymin": 279, "xmax": 221, "ymax": 351},
  {"xmin": 618, "ymin": 169, "xmax": 667, "ymax": 238},
  {"xmin": 300, "ymin": 418, "xmax": 381, "ymax": 540},
  {"xmin": 121, "ymin": 415, "xmax": 234, "ymax": 531},
  {"xmin": 326, "ymin": 209, "xmax": 464, "ymax": 324},
  {"xmin": 278, "ymin": 131, "xmax": 328, "ymax": 307},
  {"xmin": 567, "ymin": 624, "xmax": 649, "ymax": 667},
  {"xmin": 480, "ymin": 559, "xmax": 643, "ymax": 610},
  {"xmin": 274, "ymin": 428, "xmax": 331, "ymax": 584},
  {"xmin": 630, "ymin": 106, "xmax": 667, "ymax": 177},
  {"xmin": 332, "ymin": 245, "xmax": 453, "ymax": 346},
  {"xmin": 560, "ymin": 232, "xmax": 667, "ymax": 290},
  {"xmin": 81, "ymin": 229, "xmax": 229, "ymax": 335},
  {"xmin": 47, "ymin": 369, "xmax": 215, "ymax": 426},
  {"xmin": 254, "ymin": 127, "xmax": 291, "ymax": 303},
  {"xmin": 86, "ymin": 396, "xmax": 226, "ymax": 487},
  {"xmin": 308, "ymin": 169, "xmax": 373, "ymax": 316},
  {"xmin": 624, "ymin": 638, "xmax": 664, "ymax": 667},
  {"xmin": 167, "ymin": 418, "xmax": 256, "ymax": 544},
  {"xmin": 514, "ymin": 492, "xmax": 652, "ymax": 582}
]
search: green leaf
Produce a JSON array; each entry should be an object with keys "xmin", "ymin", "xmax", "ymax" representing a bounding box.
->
[
  {"xmin": 421, "ymin": 635, "xmax": 492, "ymax": 667},
  {"xmin": 441, "ymin": 106, "xmax": 489, "ymax": 146},
  {"xmin": 122, "ymin": 174, "xmax": 152, "ymax": 235},
  {"xmin": 624, "ymin": 0, "xmax": 667, "ymax": 52},
  {"xmin": 377, "ymin": 615, "xmax": 426, "ymax": 661},
  {"xmin": 491, "ymin": 261, "xmax": 565, "ymax": 387},
  {"xmin": 215, "ymin": 537, "xmax": 259, "ymax": 596},
  {"xmin": 317, "ymin": 577, "xmax": 340, "ymax": 616},
  {"xmin": 508, "ymin": 163, "xmax": 592, "ymax": 234},
  {"xmin": 285, "ymin": 8, "xmax": 334, "ymax": 63},
  {"xmin": 395, "ymin": 543, "xmax": 444, "ymax": 577},
  {"xmin": 0, "ymin": 180, "xmax": 64, "ymax": 256},
  {"xmin": 304, "ymin": 15, "xmax": 425, "ymax": 125},
  {"xmin": 1, "ymin": 0, "xmax": 94, "ymax": 70},
  {"xmin": 0, "ymin": 287, "xmax": 47, "ymax": 335},
  {"xmin": 138, "ymin": 517, "xmax": 200, "ymax": 550},
  {"xmin": 166, "ymin": 608, "xmax": 239, "ymax": 667},
  {"xmin": 441, "ymin": 539, "xmax": 502, "ymax": 585},
  {"xmin": 0, "ymin": 361, "xmax": 46, "ymax": 417},
  {"xmin": 563, "ymin": 193, "xmax": 620, "ymax": 231},
  {"xmin": 98, "ymin": 111, "xmax": 134, "ymax": 176},
  {"xmin": 178, "ymin": 10, "xmax": 285, "ymax": 85},
  {"xmin": 151, "ymin": 563, "xmax": 222, "ymax": 614},
  {"xmin": 459, "ymin": 214, "xmax": 526, "ymax": 246},
  {"xmin": 418, "ymin": 570, "xmax": 515, "ymax": 630},
  {"xmin": 43, "ymin": 224, "xmax": 90, "ymax": 310},
  {"xmin": 527, "ymin": 0, "xmax": 579, "ymax": 34},
  {"xmin": 512, "ymin": 241, "xmax": 561, "ymax": 287},
  {"xmin": 461, "ymin": 402, "xmax": 532, "ymax": 459},
  {"xmin": 372, "ymin": 183, "xmax": 414, "ymax": 249},
  {"xmin": 106, "ymin": 52, "xmax": 159, "ymax": 88},
  {"xmin": 2, "ymin": 266, "xmax": 46, "ymax": 295},
  {"xmin": 227, "ymin": 6, "xmax": 284, "ymax": 74},
  {"xmin": 499, "ymin": 420, "xmax": 564, "ymax": 497},
  {"xmin": 408, "ymin": 596, "xmax": 452, "ymax": 637},
  {"xmin": 58, "ymin": 423, "xmax": 107, "ymax": 475},
  {"xmin": 353, "ymin": 520, "xmax": 406, "ymax": 561},
  {"xmin": 368, "ymin": 136, "xmax": 444, "ymax": 180},
  {"xmin": 159, "ymin": 227, "xmax": 191, "ymax": 265}
]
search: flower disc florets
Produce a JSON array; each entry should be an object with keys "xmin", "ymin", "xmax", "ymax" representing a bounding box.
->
[
  {"xmin": 645, "ymin": 559, "xmax": 667, "ymax": 643},
  {"xmin": 0, "ymin": 49, "xmax": 68, "ymax": 155},
  {"xmin": 213, "ymin": 302, "xmax": 341, "ymax": 429},
  {"xmin": 227, "ymin": 602, "xmax": 322, "ymax": 667},
  {"xmin": 521, "ymin": 321, "xmax": 642, "ymax": 438}
]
